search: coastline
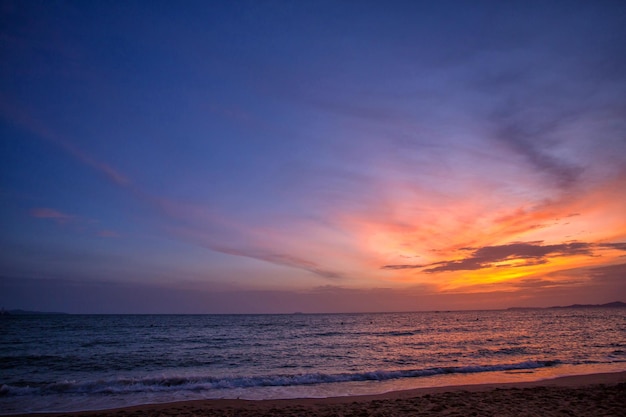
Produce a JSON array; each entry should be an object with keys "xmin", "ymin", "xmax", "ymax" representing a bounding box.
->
[{"xmin": 8, "ymin": 371, "xmax": 625, "ymax": 417}]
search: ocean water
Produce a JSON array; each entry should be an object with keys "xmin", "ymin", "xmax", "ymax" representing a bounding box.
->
[{"xmin": 1, "ymin": 309, "xmax": 625, "ymax": 414}]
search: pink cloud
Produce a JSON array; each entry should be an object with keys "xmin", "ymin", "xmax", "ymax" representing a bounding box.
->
[
  {"xmin": 97, "ymin": 230, "xmax": 120, "ymax": 238},
  {"xmin": 30, "ymin": 208, "xmax": 74, "ymax": 224},
  {"xmin": 30, "ymin": 209, "xmax": 121, "ymax": 239}
]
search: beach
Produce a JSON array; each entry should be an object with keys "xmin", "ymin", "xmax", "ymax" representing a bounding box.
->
[{"xmin": 8, "ymin": 372, "xmax": 625, "ymax": 417}]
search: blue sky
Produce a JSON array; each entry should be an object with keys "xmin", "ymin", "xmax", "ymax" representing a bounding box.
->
[{"xmin": 1, "ymin": 1, "xmax": 625, "ymax": 313}]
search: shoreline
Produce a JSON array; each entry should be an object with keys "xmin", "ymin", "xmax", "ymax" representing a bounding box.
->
[{"xmin": 7, "ymin": 371, "xmax": 626, "ymax": 417}]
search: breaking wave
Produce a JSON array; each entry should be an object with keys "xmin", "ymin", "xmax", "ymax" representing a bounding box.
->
[{"xmin": 1, "ymin": 360, "xmax": 561, "ymax": 397}]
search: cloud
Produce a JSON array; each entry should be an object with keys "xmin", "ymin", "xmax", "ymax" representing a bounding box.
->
[
  {"xmin": 1, "ymin": 100, "xmax": 346, "ymax": 281},
  {"xmin": 60, "ymin": 142, "xmax": 130, "ymax": 187},
  {"xmin": 425, "ymin": 241, "xmax": 593, "ymax": 273},
  {"xmin": 598, "ymin": 242, "xmax": 626, "ymax": 251},
  {"xmin": 381, "ymin": 264, "xmax": 424, "ymax": 270},
  {"xmin": 0, "ymin": 98, "xmax": 130, "ymax": 187},
  {"xmin": 475, "ymin": 241, "xmax": 591, "ymax": 259},
  {"xmin": 30, "ymin": 208, "xmax": 74, "ymax": 224},
  {"xmin": 471, "ymin": 18, "xmax": 626, "ymax": 193},
  {"xmin": 169, "ymin": 223, "xmax": 345, "ymax": 281},
  {"xmin": 30, "ymin": 208, "xmax": 121, "ymax": 239},
  {"xmin": 382, "ymin": 241, "xmax": 600, "ymax": 273},
  {"xmin": 5, "ymin": 108, "xmax": 342, "ymax": 280},
  {"xmin": 490, "ymin": 104, "xmax": 584, "ymax": 189},
  {"xmin": 510, "ymin": 277, "xmax": 581, "ymax": 289},
  {"xmin": 216, "ymin": 245, "xmax": 344, "ymax": 281},
  {"xmin": 588, "ymin": 262, "xmax": 626, "ymax": 284},
  {"xmin": 97, "ymin": 230, "xmax": 120, "ymax": 238}
]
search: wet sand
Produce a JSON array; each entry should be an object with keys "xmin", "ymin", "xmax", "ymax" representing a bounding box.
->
[{"xmin": 9, "ymin": 371, "xmax": 626, "ymax": 417}]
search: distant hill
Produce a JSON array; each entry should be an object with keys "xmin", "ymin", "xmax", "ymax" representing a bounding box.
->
[{"xmin": 548, "ymin": 301, "xmax": 626, "ymax": 309}]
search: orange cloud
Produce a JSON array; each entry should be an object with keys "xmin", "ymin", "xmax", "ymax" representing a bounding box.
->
[{"xmin": 324, "ymin": 163, "xmax": 626, "ymax": 294}]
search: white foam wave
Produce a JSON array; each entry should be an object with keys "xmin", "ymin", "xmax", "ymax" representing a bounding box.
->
[{"xmin": 1, "ymin": 360, "xmax": 561, "ymax": 397}]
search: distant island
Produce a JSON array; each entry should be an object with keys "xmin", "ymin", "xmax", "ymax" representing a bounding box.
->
[
  {"xmin": 548, "ymin": 301, "xmax": 626, "ymax": 309},
  {"xmin": 508, "ymin": 301, "xmax": 626, "ymax": 311},
  {"xmin": 1, "ymin": 308, "xmax": 68, "ymax": 315}
]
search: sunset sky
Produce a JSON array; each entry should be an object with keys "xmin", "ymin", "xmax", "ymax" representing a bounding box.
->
[{"xmin": 1, "ymin": 1, "xmax": 625, "ymax": 313}]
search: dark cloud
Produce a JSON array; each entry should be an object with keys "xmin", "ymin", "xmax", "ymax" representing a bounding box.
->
[
  {"xmin": 511, "ymin": 277, "xmax": 581, "ymax": 289},
  {"xmin": 512, "ymin": 258, "xmax": 548, "ymax": 267},
  {"xmin": 598, "ymin": 242, "xmax": 626, "ymax": 251},
  {"xmin": 579, "ymin": 263, "xmax": 626, "ymax": 301},
  {"xmin": 423, "ymin": 258, "xmax": 484, "ymax": 273},
  {"xmin": 473, "ymin": 6, "xmax": 626, "ymax": 190},
  {"xmin": 383, "ymin": 241, "xmax": 608, "ymax": 273},
  {"xmin": 474, "ymin": 241, "xmax": 591, "ymax": 260},
  {"xmin": 486, "ymin": 4, "xmax": 626, "ymax": 188},
  {"xmin": 424, "ymin": 242, "xmax": 593, "ymax": 273},
  {"xmin": 490, "ymin": 104, "xmax": 585, "ymax": 189},
  {"xmin": 588, "ymin": 262, "xmax": 626, "ymax": 284},
  {"xmin": 381, "ymin": 264, "xmax": 424, "ymax": 270}
]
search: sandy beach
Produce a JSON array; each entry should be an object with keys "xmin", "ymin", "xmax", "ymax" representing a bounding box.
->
[{"xmin": 8, "ymin": 371, "xmax": 625, "ymax": 417}]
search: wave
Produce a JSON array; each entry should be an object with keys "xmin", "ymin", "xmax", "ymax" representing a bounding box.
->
[
  {"xmin": 476, "ymin": 347, "xmax": 531, "ymax": 356},
  {"xmin": 0, "ymin": 360, "xmax": 561, "ymax": 397}
]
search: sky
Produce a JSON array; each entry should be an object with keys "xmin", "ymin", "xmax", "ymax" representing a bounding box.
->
[{"xmin": 1, "ymin": 0, "xmax": 625, "ymax": 313}]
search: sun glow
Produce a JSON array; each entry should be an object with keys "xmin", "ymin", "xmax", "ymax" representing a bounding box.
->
[{"xmin": 338, "ymin": 175, "xmax": 626, "ymax": 294}]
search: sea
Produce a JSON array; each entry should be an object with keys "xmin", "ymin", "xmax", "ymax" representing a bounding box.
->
[{"xmin": 1, "ymin": 308, "xmax": 625, "ymax": 414}]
